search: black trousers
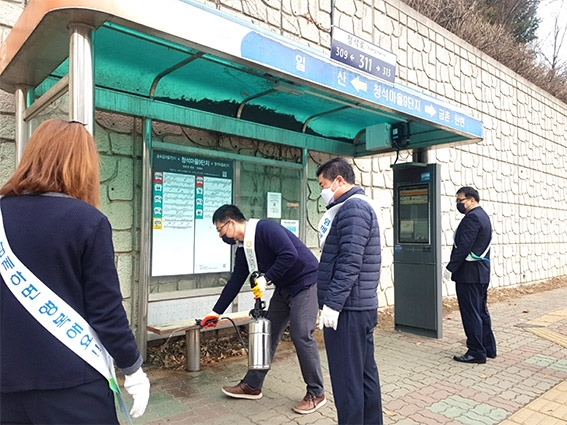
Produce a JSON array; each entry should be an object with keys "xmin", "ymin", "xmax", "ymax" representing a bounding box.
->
[
  {"xmin": 456, "ymin": 282, "xmax": 497, "ymax": 359},
  {"xmin": 324, "ymin": 309, "xmax": 383, "ymax": 425},
  {"xmin": 1, "ymin": 378, "xmax": 118, "ymax": 425}
]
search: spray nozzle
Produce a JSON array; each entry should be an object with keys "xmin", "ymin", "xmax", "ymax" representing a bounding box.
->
[{"xmin": 249, "ymin": 297, "xmax": 267, "ymax": 320}]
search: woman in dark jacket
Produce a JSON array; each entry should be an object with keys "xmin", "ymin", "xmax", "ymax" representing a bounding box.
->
[{"xmin": 0, "ymin": 119, "xmax": 150, "ymax": 424}]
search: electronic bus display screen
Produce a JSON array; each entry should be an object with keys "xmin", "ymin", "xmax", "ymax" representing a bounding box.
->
[{"xmin": 398, "ymin": 184, "xmax": 430, "ymax": 244}]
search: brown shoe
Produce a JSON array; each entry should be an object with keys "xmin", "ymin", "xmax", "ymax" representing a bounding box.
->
[
  {"xmin": 222, "ymin": 381, "xmax": 262, "ymax": 400},
  {"xmin": 293, "ymin": 393, "xmax": 327, "ymax": 414}
]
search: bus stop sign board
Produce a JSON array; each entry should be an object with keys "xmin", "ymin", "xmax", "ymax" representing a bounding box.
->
[{"xmin": 240, "ymin": 31, "xmax": 483, "ymax": 140}]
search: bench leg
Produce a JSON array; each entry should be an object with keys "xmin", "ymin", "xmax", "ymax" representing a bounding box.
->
[{"xmin": 186, "ymin": 329, "xmax": 201, "ymax": 371}]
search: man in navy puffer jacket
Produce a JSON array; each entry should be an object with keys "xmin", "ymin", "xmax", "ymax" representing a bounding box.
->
[{"xmin": 316, "ymin": 157, "xmax": 383, "ymax": 425}]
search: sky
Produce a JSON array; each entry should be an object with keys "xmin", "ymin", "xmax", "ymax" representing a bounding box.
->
[{"xmin": 536, "ymin": 0, "xmax": 567, "ymax": 66}]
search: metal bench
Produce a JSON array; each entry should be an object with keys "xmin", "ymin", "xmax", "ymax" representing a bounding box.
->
[{"xmin": 146, "ymin": 311, "xmax": 251, "ymax": 371}]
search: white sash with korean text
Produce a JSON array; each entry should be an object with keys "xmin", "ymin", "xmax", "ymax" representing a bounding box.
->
[
  {"xmin": 318, "ymin": 194, "xmax": 379, "ymax": 249},
  {"xmin": 0, "ymin": 204, "xmax": 120, "ymax": 394},
  {"xmin": 243, "ymin": 218, "xmax": 260, "ymax": 272}
]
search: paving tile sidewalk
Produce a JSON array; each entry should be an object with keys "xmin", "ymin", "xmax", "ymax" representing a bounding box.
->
[{"xmin": 124, "ymin": 285, "xmax": 567, "ymax": 425}]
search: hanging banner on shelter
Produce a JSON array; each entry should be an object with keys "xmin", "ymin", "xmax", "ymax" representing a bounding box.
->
[{"xmin": 151, "ymin": 151, "xmax": 233, "ymax": 276}]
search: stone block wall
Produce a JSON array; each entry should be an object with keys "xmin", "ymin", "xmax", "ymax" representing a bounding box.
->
[
  {"xmin": 196, "ymin": 0, "xmax": 567, "ymax": 304},
  {"xmin": 95, "ymin": 112, "xmax": 143, "ymax": 319}
]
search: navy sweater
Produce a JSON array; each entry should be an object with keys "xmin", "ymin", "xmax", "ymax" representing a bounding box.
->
[
  {"xmin": 0, "ymin": 194, "xmax": 142, "ymax": 392},
  {"xmin": 212, "ymin": 219, "xmax": 318, "ymax": 314}
]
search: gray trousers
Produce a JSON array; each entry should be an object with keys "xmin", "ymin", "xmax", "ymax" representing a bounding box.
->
[{"xmin": 243, "ymin": 283, "xmax": 324, "ymax": 397}]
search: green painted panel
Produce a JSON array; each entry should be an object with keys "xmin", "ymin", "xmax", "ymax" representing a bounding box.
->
[{"xmin": 95, "ymin": 88, "xmax": 356, "ymax": 156}]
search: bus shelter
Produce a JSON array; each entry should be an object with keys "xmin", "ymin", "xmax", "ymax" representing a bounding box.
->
[{"xmin": 0, "ymin": 0, "xmax": 483, "ymax": 351}]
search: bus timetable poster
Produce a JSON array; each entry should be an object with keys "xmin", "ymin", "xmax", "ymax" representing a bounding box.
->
[{"xmin": 151, "ymin": 151, "xmax": 233, "ymax": 276}]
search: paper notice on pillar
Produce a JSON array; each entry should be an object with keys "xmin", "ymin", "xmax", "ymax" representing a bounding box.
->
[
  {"xmin": 281, "ymin": 219, "xmax": 299, "ymax": 237},
  {"xmin": 267, "ymin": 192, "xmax": 281, "ymax": 218}
]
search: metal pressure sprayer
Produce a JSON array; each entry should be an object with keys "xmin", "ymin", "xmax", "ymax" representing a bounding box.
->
[{"xmin": 248, "ymin": 271, "xmax": 271, "ymax": 370}]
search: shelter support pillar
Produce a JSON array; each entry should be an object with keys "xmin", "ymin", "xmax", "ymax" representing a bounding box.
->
[
  {"xmin": 14, "ymin": 86, "xmax": 30, "ymax": 164},
  {"xmin": 136, "ymin": 119, "xmax": 152, "ymax": 356},
  {"xmin": 69, "ymin": 24, "xmax": 94, "ymax": 134}
]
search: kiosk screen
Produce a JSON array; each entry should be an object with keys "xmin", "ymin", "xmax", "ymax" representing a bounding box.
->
[{"xmin": 398, "ymin": 184, "xmax": 429, "ymax": 244}]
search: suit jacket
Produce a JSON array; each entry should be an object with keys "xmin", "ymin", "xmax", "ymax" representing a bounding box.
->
[{"xmin": 447, "ymin": 205, "xmax": 492, "ymax": 284}]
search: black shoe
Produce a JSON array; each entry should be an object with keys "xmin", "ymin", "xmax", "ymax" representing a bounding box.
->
[
  {"xmin": 487, "ymin": 353, "xmax": 497, "ymax": 359},
  {"xmin": 453, "ymin": 354, "xmax": 486, "ymax": 364}
]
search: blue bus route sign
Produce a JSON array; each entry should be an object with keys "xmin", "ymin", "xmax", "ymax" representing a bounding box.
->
[{"xmin": 240, "ymin": 31, "xmax": 483, "ymax": 139}]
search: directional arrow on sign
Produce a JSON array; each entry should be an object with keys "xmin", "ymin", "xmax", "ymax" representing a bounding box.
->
[
  {"xmin": 425, "ymin": 104, "xmax": 437, "ymax": 117},
  {"xmin": 351, "ymin": 76, "xmax": 368, "ymax": 92}
]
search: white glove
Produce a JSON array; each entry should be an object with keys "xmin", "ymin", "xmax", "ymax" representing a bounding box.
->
[
  {"xmin": 252, "ymin": 275, "xmax": 267, "ymax": 299},
  {"xmin": 443, "ymin": 268, "xmax": 452, "ymax": 281},
  {"xmin": 318, "ymin": 305, "xmax": 340, "ymax": 330},
  {"xmin": 124, "ymin": 368, "xmax": 150, "ymax": 418}
]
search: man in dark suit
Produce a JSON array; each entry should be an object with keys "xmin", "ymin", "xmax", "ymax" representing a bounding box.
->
[{"xmin": 444, "ymin": 186, "xmax": 497, "ymax": 364}]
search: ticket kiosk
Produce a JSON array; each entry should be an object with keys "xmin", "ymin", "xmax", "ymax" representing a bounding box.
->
[{"xmin": 392, "ymin": 163, "xmax": 442, "ymax": 338}]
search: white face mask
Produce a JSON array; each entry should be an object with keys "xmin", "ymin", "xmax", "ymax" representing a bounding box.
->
[{"xmin": 320, "ymin": 178, "xmax": 338, "ymax": 205}]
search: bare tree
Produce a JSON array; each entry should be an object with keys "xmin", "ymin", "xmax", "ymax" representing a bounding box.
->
[
  {"xmin": 534, "ymin": 0, "xmax": 567, "ymax": 70},
  {"xmin": 400, "ymin": 0, "xmax": 567, "ymax": 103},
  {"xmin": 478, "ymin": 0, "xmax": 541, "ymax": 43}
]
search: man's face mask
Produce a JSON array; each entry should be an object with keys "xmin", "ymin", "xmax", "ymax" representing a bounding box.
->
[
  {"xmin": 456, "ymin": 196, "xmax": 468, "ymax": 214},
  {"xmin": 217, "ymin": 220, "xmax": 236, "ymax": 244},
  {"xmin": 222, "ymin": 235, "xmax": 237, "ymax": 245},
  {"xmin": 320, "ymin": 178, "xmax": 338, "ymax": 205}
]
